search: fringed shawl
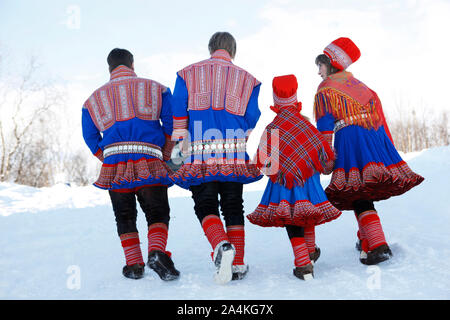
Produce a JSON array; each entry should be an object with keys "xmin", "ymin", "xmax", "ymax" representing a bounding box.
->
[
  {"xmin": 314, "ymin": 71, "xmax": 384, "ymax": 132},
  {"xmin": 256, "ymin": 106, "xmax": 335, "ymax": 189}
]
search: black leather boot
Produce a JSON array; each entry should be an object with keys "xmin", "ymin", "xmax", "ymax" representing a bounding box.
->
[{"xmin": 147, "ymin": 250, "xmax": 180, "ymax": 281}]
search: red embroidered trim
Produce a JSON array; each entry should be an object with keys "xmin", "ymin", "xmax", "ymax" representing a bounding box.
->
[
  {"xmin": 162, "ymin": 135, "xmax": 176, "ymax": 161},
  {"xmin": 211, "ymin": 49, "xmax": 232, "ymax": 62},
  {"xmin": 101, "ymin": 157, "xmax": 161, "ymax": 167},
  {"xmin": 172, "ymin": 116, "xmax": 189, "ymax": 140},
  {"xmin": 178, "ymin": 55, "xmax": 260, "ymax": 116},
  {"xmin": 94, "ymin": 148, "xmax": 104, "ymax": 162},
  {"xmin": 273, "ymin": 92, "xmax": 297, "ymax": 107},
  {"xmin": 172, "ymin": 162, "xmax": 261, "ymax": 182},
  {"xmin": 173, "ymin": 116, "xmax": 188, "ymax": 129},
  {"xmin": 84, "ymin": 75, "xmax": 165, "ymax": 131},
  {"xmin": 94, "ymin": 158, "xmax": 172, "ymax": 189},
  {"xmin": 324, "ymin": 43, "xmax": 353, "ymax": 70},
  {"xmin": 110, "ymin": 65, "xmax": 137, "ymax": 80},
  {"xmin": 325, "ymin": 161, "xmax": 424, "ymax": 210},
  {"xmin": 247, "ymin": 200, "xmax": 341, "ymax": 228}
]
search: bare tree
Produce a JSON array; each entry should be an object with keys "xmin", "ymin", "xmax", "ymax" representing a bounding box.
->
[
  {"xmin": 60, "ymin": 150, "xmax": 101, "ymax": 186},
  {"xmin": 433, "ymin": 111, "xmax": 449, "ymax": 147},
  {"xmin": 0, "ymin": 51, "xmax": 102, "ymax": 188},
  {"xmin": 0, "ymin": 54, "xmax": 65, "ymax": 187},
  {"xmin": 387, "ymin": 96, "xmax": 449, "ymax": 153}
]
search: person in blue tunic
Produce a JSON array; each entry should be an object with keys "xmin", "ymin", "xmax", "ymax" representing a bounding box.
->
[
  {"xmin": 82, "ymin": 48, "xmax": 179, "ymax": 280},
  {"xmin": 313, "ymin": 37, "xmax": 424, "ymax": 265},
  {"xmin": 170, "ymin": 32, "xmax": 262, "ymax": 284},
  {"xmin": 247, "ymin": 74, "xmax": 341, "ymax": 280}
]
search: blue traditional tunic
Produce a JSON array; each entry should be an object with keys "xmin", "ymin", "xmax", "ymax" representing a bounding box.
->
[
  {"xmin": 170, "ymin": 49, "xmax": 263, "ymax": 189},
  {"xmin": 314, "ymin": 71, "xmax": 424, "ymax": 210},
  {"xmin": 82, "ymin": 65, "xmax": 175, "ymax": 191}
]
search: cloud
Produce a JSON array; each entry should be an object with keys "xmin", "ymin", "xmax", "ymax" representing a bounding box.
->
[
  {"xmin": 63, "ymin": 0, "xmax": 449, "ymax": 156},
  {"xmin": 238, "ymin": 0, "xmax": 450, "ymax": 128}
]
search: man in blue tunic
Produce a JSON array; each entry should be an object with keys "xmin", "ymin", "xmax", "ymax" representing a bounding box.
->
[
  {"xmin": 171, "ymin": 32, "xmax": 262, "ymax": 284},
  {"xmin": 82, "ymin": 48, "xmax": 179, "ymax": 280}
]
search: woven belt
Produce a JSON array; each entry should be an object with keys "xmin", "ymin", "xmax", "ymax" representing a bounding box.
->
[
  {"xmin": 334, "ymin": 114, "xmax": 369, "ymax": 133},
  {"xmin": 103, "ymin": 142, "xmax": 162, "ymax": 160},
  {"xmin": 185, "ymin": 139, "xmax": 247, "ymax": 156},
  {"xmin": 334, "ymin": 119, "xmax": 349, "ymax": 132}
]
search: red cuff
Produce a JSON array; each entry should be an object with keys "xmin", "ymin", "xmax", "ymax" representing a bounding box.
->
[
  {"xmin": 94, "ymin": 148, "xmax": 104, "ymax": 162},
  {"xmin": 173, "ymin": 116, "xmax": 189, "ymax": 140},
  {"xmin": 162, "ymin": 136, "xmax": 176, "ymax": 161}
]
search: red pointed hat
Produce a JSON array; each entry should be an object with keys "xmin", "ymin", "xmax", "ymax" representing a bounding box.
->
[
  {"xmin": 324, "ymin": 37, "xmax": 361, "ymax": 70},
  {"xmin": 271, "ymin": 74, "xmax": 302, "ymax": 113}
]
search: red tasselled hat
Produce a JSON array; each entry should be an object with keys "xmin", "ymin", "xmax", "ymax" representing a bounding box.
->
[
  {"xmin": 324, "ymin": 37, "xmax": 361, "ymax": 70},
  {"xmin": 271, "ymin": 74, "xmax": 302, "ymax": 113}
]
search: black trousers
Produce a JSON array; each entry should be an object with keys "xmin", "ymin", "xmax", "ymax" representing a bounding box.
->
[
  {"xmin": 285, "ymin": 225, "xmax": 304, "ymax": 239},
  {"xmin": 352, "ymin": 200, "xmax": 376, "ymax": 216},
  {"xmin": 189, "ymin": 181, "xmax": 244, "ymax": 226},
  {"xmin": 108, "ymin": 186, "xmax": 170, "ymax": 236}
]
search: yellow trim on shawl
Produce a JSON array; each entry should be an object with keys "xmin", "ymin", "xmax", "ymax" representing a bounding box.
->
[{"xmin": 314, "ymin": 83, "xmax": 382, "ymax": 131}]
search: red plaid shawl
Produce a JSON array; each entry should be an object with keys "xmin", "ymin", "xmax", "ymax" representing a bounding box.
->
[{"xmin": 256, "ymin": 106, "xmax": 335, "ymax": 189}]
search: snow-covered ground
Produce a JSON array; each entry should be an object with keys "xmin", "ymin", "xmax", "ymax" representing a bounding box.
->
[{"xmin": 0, "ymin": 146, "xmax": 449, "ymax": 300}]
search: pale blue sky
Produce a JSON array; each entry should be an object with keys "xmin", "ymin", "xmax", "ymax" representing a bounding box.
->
[
  {"xmin": 0, "ymin": 0, "xmax": 265, "ymax": 82},
  {"xmin": 1, "ymin": 0, "xmax": 448, "ymax": 126},
  {"xmin": 1, "ymin": 0, "xmax": 426, "ymax": 82}
]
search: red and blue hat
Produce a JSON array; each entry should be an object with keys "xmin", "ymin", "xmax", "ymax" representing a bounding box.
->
[
  {"xmin": 324, "ymin": 37, "xmax": 361, "ymax": 70},
  {"xmin": 271, "ymin": 74, "xmax": 302, "ymax": 113}
]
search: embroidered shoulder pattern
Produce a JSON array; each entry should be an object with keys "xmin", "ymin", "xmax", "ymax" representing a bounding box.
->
[
  {"xmin": 134, "ymin": 78, "xmax": 165, "ymax": 121},
  {"xmin": 178, "ymin": 59, "xmax": 259, "ymax": 116},
  {"xmin": 83, "ymin": 78, "xmax": 165, "ymax": 131}
]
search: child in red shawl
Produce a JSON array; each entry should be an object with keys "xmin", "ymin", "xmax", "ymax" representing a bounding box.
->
[{"xmin": 247, "ymin": 75, "xmax": 341, "ymax": 280}]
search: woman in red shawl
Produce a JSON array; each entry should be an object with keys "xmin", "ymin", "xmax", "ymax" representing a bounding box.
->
[
  {"xmin": 313, "ymin": 37, "xmax": 424, "ymax": 265},
  {"xmin": 247, "ymin": 75, "xmax": 341, "ymax": 280}
]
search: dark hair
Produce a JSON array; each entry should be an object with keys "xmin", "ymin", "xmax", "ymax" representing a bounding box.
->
[
  {"xmin": 107, "ymin": 48, "xmax": 134, "ymax": 73},
  {"xmin": 315, "ymin": 54, "xmax": 339, "ymax": 76},
  {"xmin": 208, "ymin": 32, "xmax": 236, "ymax": 59}
]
